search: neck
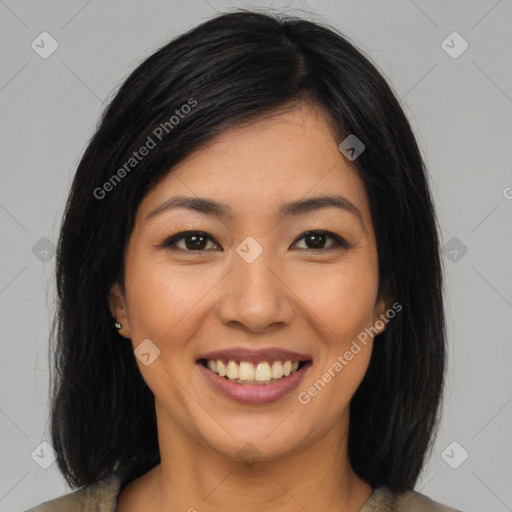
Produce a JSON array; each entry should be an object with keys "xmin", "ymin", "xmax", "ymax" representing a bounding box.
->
[{"xmin": 139, "ymin": 405, "xmax": 373, "ymax": 512}]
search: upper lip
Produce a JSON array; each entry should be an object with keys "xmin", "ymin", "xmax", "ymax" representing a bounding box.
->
[{"xmin": 197, "ymin": 347, "xmax": 312, "ymax": 364}]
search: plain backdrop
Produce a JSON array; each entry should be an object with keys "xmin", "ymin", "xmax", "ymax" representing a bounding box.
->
[{"xmin": 1, "ymin": 1, "xmax": 511, "ymax": 511}]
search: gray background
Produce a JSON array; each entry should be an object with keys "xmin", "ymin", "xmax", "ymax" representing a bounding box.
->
[{"xmin": 1, "ymin": 1, "xmax": 511, "ymax": 511}]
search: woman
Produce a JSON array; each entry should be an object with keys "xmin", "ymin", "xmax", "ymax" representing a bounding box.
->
[{"xmin": 26, "ymin": 9, "xmax": 460, "ymax": 512}]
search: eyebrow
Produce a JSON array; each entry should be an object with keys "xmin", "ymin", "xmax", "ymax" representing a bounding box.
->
[{"xmin": 145, "ymin": 194, "xmax": 364, "ymax": 229}]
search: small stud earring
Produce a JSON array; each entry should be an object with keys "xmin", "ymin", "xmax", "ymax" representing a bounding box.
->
[{"xmin": 114, "ymin": 321, "xmax": 122, "ymax": 330}]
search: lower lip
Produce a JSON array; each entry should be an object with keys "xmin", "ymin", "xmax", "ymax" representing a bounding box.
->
[{"xmin": 197, "ymin": 361, "xmax": 312, "ymax": 404}]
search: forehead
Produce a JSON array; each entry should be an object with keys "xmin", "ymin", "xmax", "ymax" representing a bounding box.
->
[{"xmin": 137, "ymin": 104, "xmax": 371, "ymax": 227}]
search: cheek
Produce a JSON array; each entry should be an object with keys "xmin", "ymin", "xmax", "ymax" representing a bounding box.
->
[
  {"xmin": 294, "ymin": 258, "xmax": 379, "ymax": 341},
  {"xmin": 123, "ymin": 250, "xmax": 220, "ymax": 344}
]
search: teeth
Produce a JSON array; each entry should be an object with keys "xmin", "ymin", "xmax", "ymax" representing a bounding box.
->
[
  {"xmin": 226, "ymin": 360, "xmax": 238, "ymax": 379},
  {"xmin": 255, "ymin": 362, "xmax": 272, "ymax": 381},
  {"xmin": 271, "ymin": 361, "xmax": 283, "ymax": 379},
  {"xmin": 239, "ymin": 361, "xmax": 255, "ymax": 381},
  {"xmin": 203, "ymin": 358, "xmax": 304, "ymax": 384},
  {"xmin": 217, "ymin": 360, "xmax": 227, "ymax": 377}
]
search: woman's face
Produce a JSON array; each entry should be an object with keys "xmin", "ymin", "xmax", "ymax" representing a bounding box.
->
[{"xmin": 110, "ymin": 104, "xmax": 389, "ymax": 463}]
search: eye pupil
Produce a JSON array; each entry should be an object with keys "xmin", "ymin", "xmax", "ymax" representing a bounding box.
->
[
  {"xmin": 306, "ymin": 232, "xmax": 326, "ymax": 249},
  {"xmin": 186, "ymin": 234, "xmax": 207, "ymax": 250}
]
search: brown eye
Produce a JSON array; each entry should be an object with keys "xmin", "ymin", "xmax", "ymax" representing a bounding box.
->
[
  {"xmin": 293, "ymin": 230, "xmax": 348, "ymax": 251},
  {"xmin": 160, "ymin": 229, "xmax": 349, "ymax": 253},
  {"xmin": 162, "ymin": 231, "xmax": 220, "ymax": 251}
]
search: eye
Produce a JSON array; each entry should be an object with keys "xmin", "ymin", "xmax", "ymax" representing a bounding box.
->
[
  {"xmin": 292, "ymin": 230, "xmax": 349, "ymax": 251},
  {"xmin": 160, "ymin": 230, "xmax": 349, "ymax": 253},
  {"xmin": 161, "ymin": 231, "xmax": 221, "ymax": 252}
]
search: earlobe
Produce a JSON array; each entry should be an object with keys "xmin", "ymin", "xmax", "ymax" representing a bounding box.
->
[
  {"xmin": 373, "ymin": 294, "xmax": 393, "ymax": 335},
  {"xmin": 108, "ymin": 282, "xmax": 131, "ymax": 338}
]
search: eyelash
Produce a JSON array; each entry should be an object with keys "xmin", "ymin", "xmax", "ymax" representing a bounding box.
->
[{"xmin": 159, "ymin": 230, "xmax": 350, "ymax": 253}]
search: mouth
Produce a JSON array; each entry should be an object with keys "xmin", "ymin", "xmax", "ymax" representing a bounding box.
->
[
  {"xmin": 197, "ymin": 358, "xmax": 311, "ymax": 385},
  {"xmin": 195, "ymin": 349, "xmax": 313, "ymax": 404}
]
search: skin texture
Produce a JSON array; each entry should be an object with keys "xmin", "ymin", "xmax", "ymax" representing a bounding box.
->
[{"xmin": 110, "ymin": 103, "xmax": 390, "ymax": 512}]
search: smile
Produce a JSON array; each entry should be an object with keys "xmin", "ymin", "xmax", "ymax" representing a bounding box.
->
[
  {"xmin": 200, "ymin": 358, "xmax": 306, "ymax": 385},
  {"xmin": 197, "ymin": 358, "xmax": 312, "ymax": 404}
]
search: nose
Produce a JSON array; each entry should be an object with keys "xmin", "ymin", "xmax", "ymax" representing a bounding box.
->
[{"xmin": 215, "ymin": 247, "xmax": 294, "ymax": 333}]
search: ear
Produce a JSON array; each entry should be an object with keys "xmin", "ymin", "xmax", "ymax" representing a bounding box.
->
[
  {"xmin": 108, "ymin": 282, "xmax": 131, "ymax": 339},
  {"xmin": 372, "ymin": 287, "xmax": 393, "ymax": 337}
]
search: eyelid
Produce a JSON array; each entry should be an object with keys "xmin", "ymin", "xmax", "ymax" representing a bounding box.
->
[
  {"xmin": 159, "ymin": 230, "xmax": 221, "ymax": 251},
  {"xmin": 159, "ymin": 229, "xmax": 351, "ymax": 252},
  {"xmin": 291, "ymin": 230, "xmax": 351, "ymax": 251}
]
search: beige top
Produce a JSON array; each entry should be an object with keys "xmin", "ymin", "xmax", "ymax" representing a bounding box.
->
[{"xmin": 24, "ymin": 469, "xmax": 462, "ymax": 512}]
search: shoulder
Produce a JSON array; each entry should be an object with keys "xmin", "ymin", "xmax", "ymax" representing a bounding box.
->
[
  {"xmin": 393, "ymin": 489, "xmax": 463, "ymax": 511},
  {"xmin": 361, "ymin": 486, "xmax": 463, "ymax": 512},
  {"xmin": 23, "ymin": 472, "xmax": 124, "ymax": 512}
]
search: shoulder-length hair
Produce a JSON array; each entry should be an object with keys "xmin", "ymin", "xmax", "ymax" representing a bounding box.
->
[{"xmin": 49, "ymin": 9, "xmax": 446, "ymax": 491}]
